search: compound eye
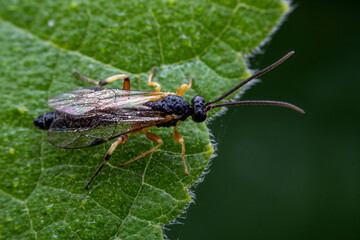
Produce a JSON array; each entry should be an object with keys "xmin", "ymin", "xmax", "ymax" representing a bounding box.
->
[
  {"xmin": 192, "ymin": 110, "xmax": 207, "ymax": 122},
  {"xmin": 191, "ymin": 95, "xmax": 207, "ymax": 122},
  {"xmin": 191, "ymin": 95, "xmax": 205, "ymax": 105}
]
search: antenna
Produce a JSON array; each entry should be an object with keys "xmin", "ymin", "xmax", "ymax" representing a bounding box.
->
[{"xmin": 206, "ymin": 51, "xmax": 295, "ymax": 106}]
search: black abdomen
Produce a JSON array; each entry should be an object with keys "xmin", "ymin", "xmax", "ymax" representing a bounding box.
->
[{"xmin": 33, "ymin": 111, "xmax": 60, "ymax": 130}]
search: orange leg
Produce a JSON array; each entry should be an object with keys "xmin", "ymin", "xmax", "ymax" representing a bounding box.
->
[
  {"xmin": 176, "ymin": 77, "xmax": 193, "ymax": 96},
  {"xmin": 173, "ymin": 121, "xmax": 189, "ymax": 175},
  {"xmin": 85, "ymin": 135, "xmax": 128, "ymax": 189},
  {"xmin": 147, "ymin": 67, "xmax": 161, "ymax": 92},
  {"xmin": 118, "ymin": 130, "xmax": 163, "ymax": 167},
  {"xmin": 73, "ymin": 71, "xmax": 131, "ymax": 90}
]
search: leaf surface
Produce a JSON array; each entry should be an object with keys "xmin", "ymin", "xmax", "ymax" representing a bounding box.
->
[{"xmin": 0, "ymin": 0, "xmax": 288, "ymax": 239}]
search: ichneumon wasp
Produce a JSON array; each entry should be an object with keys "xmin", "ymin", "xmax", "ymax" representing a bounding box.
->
[{"xmin": 34, "ymin": 51, "xmax": 304, "ymax": 189}]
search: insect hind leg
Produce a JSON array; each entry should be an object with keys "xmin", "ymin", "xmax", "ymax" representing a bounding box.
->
[
  {"xmin": 73, "ymin": 71, "xmax": 131, "ymax": 90},
  {"xmin": 176, "ymin": 77, "xmax": 193, "ymax": 96},
  {"xmin": 118, "ymin": 130, "xmax": 163, "ymax": 167},
  {"xmin": 148, "ymin": 67, "xmax": 161, "ymax": 92},
  {"xmin": 85, "ymin": 135, "xmax": 128, "ymax": 189}
]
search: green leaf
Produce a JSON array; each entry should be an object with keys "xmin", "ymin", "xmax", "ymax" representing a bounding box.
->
[{"xmin": 0, "ymin": 0, "xmax": 288, "ymax": 239}]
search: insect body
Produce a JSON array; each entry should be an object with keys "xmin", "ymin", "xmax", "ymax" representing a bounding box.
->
[{"xmin": 34, "ymin": 51, "xmax": 304, "ymax": 189}]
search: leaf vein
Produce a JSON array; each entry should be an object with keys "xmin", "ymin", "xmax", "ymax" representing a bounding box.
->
[{"xmin": 114, "ymin": 144, "xmax": 155, "ymax": 237}]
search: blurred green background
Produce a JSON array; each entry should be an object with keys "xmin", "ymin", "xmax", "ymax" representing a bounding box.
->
[{"xmin": 167, "ymin": 0, "xmax": 360, "ymax": 239}]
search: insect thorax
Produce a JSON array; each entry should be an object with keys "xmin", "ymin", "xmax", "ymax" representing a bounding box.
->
[{"xmin": 144, "ymin": 95, "xmax": 193, "ymax": 127}]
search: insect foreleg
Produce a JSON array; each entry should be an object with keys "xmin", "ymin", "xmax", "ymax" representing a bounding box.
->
[
  {"xmin": 85, "ymin": 135, "xmax": 128, "ymax": 189},
  {"xmin": 173, "ymin": 122, "xmax": 189, "ymax": 175},
  {"xmin": 118, "ymin": 130, "xmax": 163, "ymax": 167},
  {"xmin": 147, "ymin": 67, "xmax": 161, "ymax": 92},
  {"xmin": 73, "ymin": 71, "xmax": 131, "ymax": 90},
  {"xmin": 176, "ymin": 77, "xmax": 193, "ymax": 96}
]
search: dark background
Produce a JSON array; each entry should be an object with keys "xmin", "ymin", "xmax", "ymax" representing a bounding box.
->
[{"xmin": 167, "ymin": 0, "xmax": 360, "ymax": 239}]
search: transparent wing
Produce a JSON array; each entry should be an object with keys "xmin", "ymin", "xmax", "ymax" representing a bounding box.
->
[
  {"xmin": 47, "ymin": 108, "xmax": 173, "ymax": 149},
  {"xmin": 48, "ymin": 87, "xmax": 169, "ymax": 115}
]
